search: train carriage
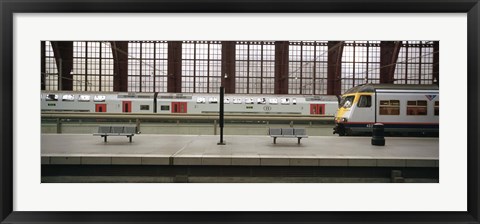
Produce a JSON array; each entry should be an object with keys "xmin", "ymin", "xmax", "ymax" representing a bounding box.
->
[
  {"xmin": 41, "ymin": 91, "xmax": 339, "ymax": 116},
  {"xmin": 333, "ymin": 84, "xmax": 439, "ymax": 136}
]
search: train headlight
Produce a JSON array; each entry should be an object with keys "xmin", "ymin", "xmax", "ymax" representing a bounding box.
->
[{"xmin": 341, "ymin": 118, "xmax": 348, "ymax": 123}]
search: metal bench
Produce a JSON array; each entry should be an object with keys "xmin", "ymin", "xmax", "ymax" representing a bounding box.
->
[
  {"xmin": 93, "ymin": 125, "xmax": 138, "ymax": 142},
  {"xmin": 268, "ymin": 128, "xmax": 308, "ymax": 144}
]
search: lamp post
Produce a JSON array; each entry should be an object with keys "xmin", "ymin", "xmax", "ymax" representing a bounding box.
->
[{"xmin": 217, "ymin": 86, "xmax": 226, "ymax": 145}]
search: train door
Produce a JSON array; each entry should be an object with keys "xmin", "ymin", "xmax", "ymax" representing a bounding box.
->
[
  {"xmin": 310, "ymin": 104, "xmax": 325, "ymax": 115},
  {"xmin": 122, "ymin": 101, "xmax": 132, "ymax": 113},
  {"xmin": 95, "ymin": 104, "xmax": 107, "ymax": 112},
  {"xmin": 171, "ymin": 102, "xmax": 187, "ymax": 113}
]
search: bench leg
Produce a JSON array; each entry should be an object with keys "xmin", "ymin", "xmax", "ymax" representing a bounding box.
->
[
  {"xmin": 273, "ymin": 137, "xmax": 277, "ymax": 144},
  {"xmin": 298, "ymin": 137, "xmax": 301, "ymax": 144},
  {"xmin": 103, "ymin": 135, "xmax": 107, "ymax": 142},
  {"xmin": 129, "ymin": 136, "xmax": 132, "ymax": 143}
]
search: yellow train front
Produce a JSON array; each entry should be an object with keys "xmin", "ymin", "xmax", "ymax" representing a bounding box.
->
[{"xmin": 333, "ymin": 84, "xmax": 439, "ymax": 136}]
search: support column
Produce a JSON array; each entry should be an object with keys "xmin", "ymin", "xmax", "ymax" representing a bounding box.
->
[
  {"xmin": 433, "ymin": 41, "xmax": 439, "ymax": 85},
  {"xmin": 380, "ymin": 41, "xmax": 402, "ymax": 84},
  {"xmin": 222, "ymin": 41, "xmax": 236, "ymax": 93},
  {"xmin": 51, "ymin": 41, "xmax": 73, "ymax": 90},
  {"xmin": 41, "ymin": 41, "xmax": 46, "ymax": 90},
  {"xmin": 168, "ymin": 41, "xmax": 182, "ymax": 93},
  {"xmin": 274, "ymin": 41, "xmax": 289, "ymax": 94},
  {"xmin": 327, "ymin": 41, "xmax": 344, "ymax": 95},
  {"xmin": 111, "ymin": 41, "xmax": 129, "ymax": 92}
]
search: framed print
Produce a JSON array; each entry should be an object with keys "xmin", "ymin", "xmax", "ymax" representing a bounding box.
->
[{"xmin": 1, "ymin": 0, "xmax": 479, "ymax": 223}]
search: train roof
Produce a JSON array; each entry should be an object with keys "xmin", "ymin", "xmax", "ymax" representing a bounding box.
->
[{"xmin": 344, "ymin": 84, "xmax": 439, "ymax": 94}]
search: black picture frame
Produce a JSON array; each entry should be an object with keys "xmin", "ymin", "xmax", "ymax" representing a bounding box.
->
[{"xmin": 1, "ymin": 0, "xmax": 479, "ymax": 223}]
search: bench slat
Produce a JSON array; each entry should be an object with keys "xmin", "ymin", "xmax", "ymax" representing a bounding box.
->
[
  {"xmin": 269, "ymin": 128, "xmax": 282, "ymax": 136},
  {"xmin": 112, "ymin": 126, "xmax": 124, "ymax": 133},
  {"xmin": 281, "ymin": 128, "xmax": 294, "ymax": 135},
  {"xmin": 294, "ymin": 128, "xmax": 306, "ymax": 136},
  {"xmin": 124, "ymin": 126, "xmax": 137, "ymax": 134},
  {"xmin": 97, "ymin": 126, "xmax": 111, "ymax": 133}
]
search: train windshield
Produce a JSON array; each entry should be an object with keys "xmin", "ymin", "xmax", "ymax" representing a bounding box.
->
[{"xmin": 340, "ymin": 96, "xmax": 355, "ymax": 108}]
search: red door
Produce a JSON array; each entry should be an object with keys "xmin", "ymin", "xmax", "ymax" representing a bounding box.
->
[
  {"xmin": 171, "ymin": 102, "xmax": 187, "ymax": 113},
  {"xmin": 95, "ymin": 104, "xmax": 107, "ymax": 112},
  {"xmin": 310, "ymin": 104, "xmax": 325, "ymax": 115},
  {"xmin": 122, "ymin": 101, "xmax": 132, "ymax": 113}
]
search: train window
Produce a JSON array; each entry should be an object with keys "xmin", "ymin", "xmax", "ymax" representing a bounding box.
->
[
  {"xmin": 208, "ymin": 97, "xmax": 218, "ymax": 104},
  {"xmin": 45, "ymin": 94, "xmax": 58, "ymax": 101},
  {"xmin": 292, "ymin": 98, "xmax": 297, "ymax": 105},
  {"xmin": 62, "ymin": 94, "xmax": 75, "ymax": 101},
  {"xmin": 379, "ymin": 100, "xmax": 400, "ymax": 115},
  {"xmin": 434, "ymin": 101, "xmax": 439, "ymax": 116},
  {"xmin": 340, "ymin": 96, "xmax": 355, "ymax": 108},
  {"xmin": 196, "ymin": 97, "xmax": 206, "ymax": 104},
  {"xmin": 407, "ymin": 100, "xmax": 428, "ymax": 116},
  {"xmin": 140, "ymin": 105, "xmax": 150, "ymax": 110},
  {"xmin": 257, "ymin": 98, "xmax": 266, "ymax": 104},
  {"xmin": 233, "ymin": 98, "xmax": 242, "ymax": 104},
  {"xmin": 94, "ymin": 95, "xmax": 106, "ymax": 102},
  {"xmin": 78, "ymin": 95, "xmax": 91, "ymax": 102},
  {"xmin": 357, "ymin": 95, "xmax": 371, "ymax": 108},
  {"xmin": 245, "ymin": 98, "xmax": 254, "ymax": 104},
  {"xmin": 269, "ymin": 98, "xmax": 278, "ymax": 104},
  {"xmin": 281, "ymin": 98, "xmax": 290, "ymax": 105},
  {"xmin": 160, "ymin": 105, "xmax": 170, "ymax": 111},
  {"xmin": 224, "ymin": 98, "xmax": 230, "ymax": 104}
]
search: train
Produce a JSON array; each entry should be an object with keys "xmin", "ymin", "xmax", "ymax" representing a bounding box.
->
[
  {"xmin": 333, "ymin": 84, "xmax": 439, "ymax": 136},
  {"xmin": 40, "ymin": 91, "xmax": 339, "ymax": 116}
]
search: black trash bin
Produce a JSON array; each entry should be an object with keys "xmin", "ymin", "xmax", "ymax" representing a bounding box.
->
[{"xmin": 371, "ymin": 123, "xmax": 385, "ymax": 146}]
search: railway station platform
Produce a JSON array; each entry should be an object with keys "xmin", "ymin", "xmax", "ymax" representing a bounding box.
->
[{"xmin": 41, "ymin": 134, "xmax": 439, "ymax": 183}]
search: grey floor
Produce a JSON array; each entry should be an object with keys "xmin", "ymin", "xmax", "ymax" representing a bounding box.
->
[{"xmin": 41, "ymin": 134, "xmax": 439, "ymax": 167}]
